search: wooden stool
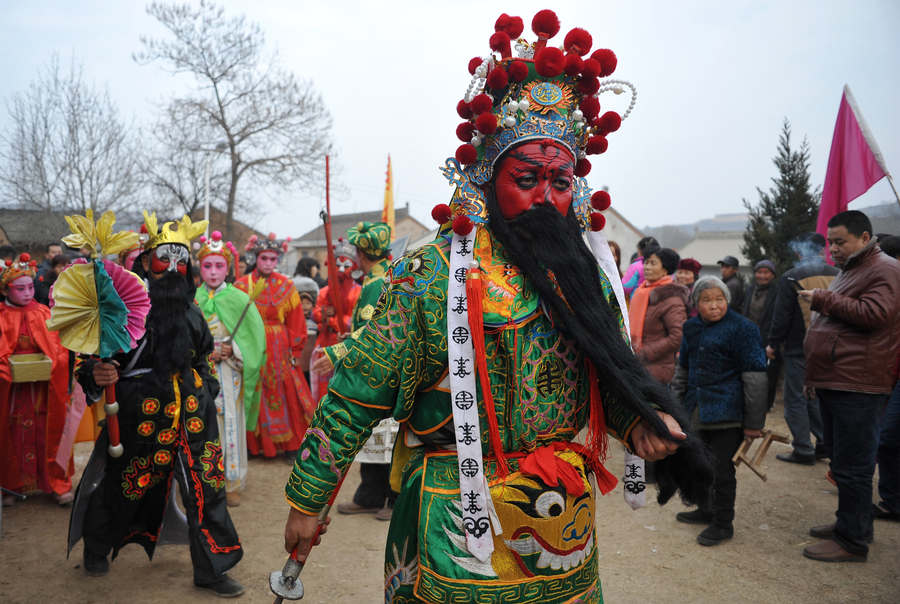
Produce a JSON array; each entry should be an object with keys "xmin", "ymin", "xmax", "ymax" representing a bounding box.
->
[{"xmin": 731, "ymin": 429, "xmax": 790, "ymax": 481}]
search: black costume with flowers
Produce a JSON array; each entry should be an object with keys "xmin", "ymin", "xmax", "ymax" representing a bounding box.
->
[{"xmin": 72, "ymin": 304, "xmax": 242, "ymax": 580}]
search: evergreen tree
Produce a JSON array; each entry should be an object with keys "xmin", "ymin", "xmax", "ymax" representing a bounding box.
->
[{"xmin": 742, "ymin": 119, "xmax": 820, "ymax": 272}]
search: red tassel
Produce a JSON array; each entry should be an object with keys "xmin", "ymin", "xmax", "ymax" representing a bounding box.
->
[
  {"xmin": 466, "ymin": 267, "xmax": 509, "ymax": 477},
  {"xmin": 579, "ymin": 362, "xmax": 617, "ymax": 494}
]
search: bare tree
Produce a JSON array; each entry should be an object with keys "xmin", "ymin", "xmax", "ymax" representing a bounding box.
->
[
  {"xmin": 0, "ymin": 56, "xmax": 142, "ymax": 214},
  {"xmin": 142, "ymin": 107, "xmax": 230, "ymax": 217},
  {"xmin": 135, "ymin": 0, "xmax": 333, "ymax": 240}
]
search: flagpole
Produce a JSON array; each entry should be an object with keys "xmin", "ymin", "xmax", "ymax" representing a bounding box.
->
[{"xmin": 886, "ymin": 174, "xmax": 900, "ymax": 208}]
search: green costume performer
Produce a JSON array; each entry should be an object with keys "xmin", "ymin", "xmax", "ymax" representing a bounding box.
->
[
  {"xmin": 195, "ymin": 235, "xmax": 267, "ymax": 496},
  {"xmin": 284, "ymin": 10, "xmax": 711, "ymax": 603},
  {"xmin": 323, "ymin": 222, "xmax": 400, "ymax": 516}
]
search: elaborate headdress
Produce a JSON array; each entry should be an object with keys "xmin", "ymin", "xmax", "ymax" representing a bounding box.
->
[
  {"xmin": 196, "ymin": 230, "xmax": 240, "ymax": 276},
  {"xmin": 333, "ymin": 238, "xmax": 356, "ymax": 260},
  {"xmin": 0, "ymin": 253, "xmax": 37, "ymax": 287},
  {"xmin": 432, "ymin": 9, "xmax": 632, "ymax": 236},
  {"xmin": 346, "ymin": 221, "xmax": 392, "ymax": 258},
  {"xmin": 245, "ymin": 232, "xmax": 290, "ymax": 256},
  {"xmin": 142, "ymin": 211, "xmax": 208, "ymax": 250}
]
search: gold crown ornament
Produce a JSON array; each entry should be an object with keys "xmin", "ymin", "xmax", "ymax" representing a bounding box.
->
[
  {"xmin": 0, "ymin": 253, "xmax": 38, "ymax": 287},
  {"xmin": 433, "ymin": 9, "xmax": 631, "ymax": 236},
  {"xmin": 142, "ymin": 211, "xmax": 208, "ymax": 250}
]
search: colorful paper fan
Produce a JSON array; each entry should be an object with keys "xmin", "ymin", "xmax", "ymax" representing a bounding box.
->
[{"xmin": 48, "ymin": 258, "xmax": 149, "ymax": 357}]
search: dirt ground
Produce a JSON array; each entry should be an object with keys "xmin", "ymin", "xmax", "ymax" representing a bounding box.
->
[{"xmin": 1, "ymin": 402, "xmax": 898, "ymax": 603}]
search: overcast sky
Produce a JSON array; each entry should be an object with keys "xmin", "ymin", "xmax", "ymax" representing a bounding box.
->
[{"xmin": 2, "ymin": 0, "xmax": 898, "ymax": 238}]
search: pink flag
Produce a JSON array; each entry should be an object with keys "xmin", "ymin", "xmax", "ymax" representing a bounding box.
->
[{"xmin": 816, "ymin": 85, "xmax": 889, "ymax": 237}]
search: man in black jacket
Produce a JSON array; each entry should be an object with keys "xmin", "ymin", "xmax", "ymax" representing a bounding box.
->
[
  {"xmin": 717, "ymin": 255, "xmax": 745, "ymax": 310},
  {"xmin": 766, "ymin": 233, "xmax": 838, "ymax": 464},
  {"xmin": 743, "ymin": 259, "xmax": 778, "ymax": 407}
]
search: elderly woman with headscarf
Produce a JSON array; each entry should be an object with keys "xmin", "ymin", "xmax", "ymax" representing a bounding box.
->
[{"xmin": 670, "ymin": 276, "xmax": 768, "ymax": 546}]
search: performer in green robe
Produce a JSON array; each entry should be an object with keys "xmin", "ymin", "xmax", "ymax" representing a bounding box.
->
[
  {"xmin": 195, "ymin": 232, "xmax": 266, "ymax": 506},
  {"xmin": 283, "ymin": 11, "xmax": 712, "ymax": 603},
  {"xmin": 313, "ymin": 221, "xmax": 398, "ymax": 519}
]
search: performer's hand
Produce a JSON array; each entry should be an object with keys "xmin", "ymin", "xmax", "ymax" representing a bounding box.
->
[
  {"xmin": 220, "ymin": 343, "xmax": 233, "ymax": 359},
  {"xmin": 631, "ymin": 411, "xmax": 686, "ymax": 461},
  {"xmin": 284, "ymin": 507, "xmax": 329, "ymax": 561},
  {"xmin": 797, "ymin": 289, "xmax": 814, "ymax": 302},
  {"xmin": 765, "ymin": 345, "xmax": 776, "ymax": 360},
  {"xmin": 93, "ymin": 361, "xmax": 119, "ymax": 387},
  {"xmin": 803, "ymin": 385, "xmax": 816, "ymax": 400},
  {"xmin": 743, "ymin": 428, "xmax": 763, "ymax": 439},
  {"xmin": 312, "ymin": 354, "xmax": 333, "ymax": 374}
]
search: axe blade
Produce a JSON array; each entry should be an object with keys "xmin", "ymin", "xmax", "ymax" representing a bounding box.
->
[{"xmin": 269, "ymin": 568, "xmax": 304, "ymax": 601}]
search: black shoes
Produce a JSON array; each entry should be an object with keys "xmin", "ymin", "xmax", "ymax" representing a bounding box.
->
[
  {"xmin": 873, "ymin": 502, "xmax": 900, "ymax": 521},
  {"xmin": 676, "ymin": 509, "xmax": 713, "ymax": 525},
  {"xmin": 814, "ymin": 444, "xmax": 829, "ymax": 460},
  {"xmin": 697, "ymin": 524, "xmax": 733, "ymax": 546},
  {"xmin": 195, "ymin": 574, "xmax": 245, "ymax": 598},
  {"xmin": 776, "ymin": 451, "xmax": 816, "ymax": 466},
  {"xmin": 83, "ymin": 551, "xmax": 109, "ymax": 577}
]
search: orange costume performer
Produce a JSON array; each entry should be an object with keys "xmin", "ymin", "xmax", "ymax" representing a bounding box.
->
[
  {"xmin": 310, "ymin": 239, "xmax": 361, "ymax": 399},
  {"xmin": 0, "ymin": 254, "xmax": 73, "ymax": 503},
  {"xmin": 235, "ymin": 234, "xmax": 316, "ymax": 457}
]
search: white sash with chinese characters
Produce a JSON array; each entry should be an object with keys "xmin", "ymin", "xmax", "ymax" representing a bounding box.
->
[
  {"xmin": 587, "ymin": 230, "xmax": 646, "ymax": 509},
  {"xmin": 447, "ymin": 230, "xmax": 500, "ymax": 562}
]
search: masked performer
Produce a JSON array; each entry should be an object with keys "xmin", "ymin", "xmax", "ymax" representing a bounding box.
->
[
  {"xmin": 283, "ymin": 11, "xmax": 711, "ymax": 602},
  {"xmin": 73, "ymin": 214, "xmax": 243, "ymax": 597},
  {"xmin": 1, "ymin": 254, "xmax": 73, "ymax": 506},
  {"xmin": 312, "ymin": 222, "xmax": 397, "ymax": 520},
  {"xmin": 195, "ymin": 232, "xmax": 266, "ymax": 506},
  {"xmin": 235, "ymin": 234, "xmax": 316, "ymax": 457},
  {"xmin": 310, "ymin": 239, "xmax": 362, "ymax": 399}
]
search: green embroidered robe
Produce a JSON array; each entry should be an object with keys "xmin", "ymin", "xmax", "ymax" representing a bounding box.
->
[{"xmin": 286, "ymin": 234, "xmax": 641, "ymax": 603}]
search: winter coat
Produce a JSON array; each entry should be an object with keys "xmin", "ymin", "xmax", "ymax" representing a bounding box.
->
[
  {"xmin": 767, "ymin": 259, "xmax": 838, "ymax": 355},
  {"xmin": 804, "ymin": 243, "xmax": 900, "ymax": 394},
  {"xmin": 671, "ymin": 309, "xmax": 768, "ymax": 428},
  {"xmin": 636, "ymin": 282, "xmax": 689, "ymax": 383},
  {"xmin": 741, "ymin": 281, "xmax": 777, "ymax": 344},
  {"xmin": 723, "ymin": 273, "xmax": 745, "ymax": 311}
]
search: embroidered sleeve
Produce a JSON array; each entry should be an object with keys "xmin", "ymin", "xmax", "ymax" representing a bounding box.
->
[{"xmin": 285, "ymin": 246, "xmax": 448, "ymax": 512}]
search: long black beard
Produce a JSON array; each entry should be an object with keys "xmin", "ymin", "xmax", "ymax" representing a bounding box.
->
[
  {"xmin": 486, "ymin": 191, "xmax": 712, "ymax": 505},
  {"xmin": 147, "ymin": 271, "xmax": 193, "ymax": 377}
]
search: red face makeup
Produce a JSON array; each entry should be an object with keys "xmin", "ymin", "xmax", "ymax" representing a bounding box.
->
[
  {"xmin": 151, "ymin": 244, "xmax": 189, "ymax": 275},
  {"xmin": 494, "ymin": 141, "xmax": 575, "ymax": 219}
]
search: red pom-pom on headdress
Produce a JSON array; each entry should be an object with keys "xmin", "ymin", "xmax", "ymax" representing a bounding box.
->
[
  {"xmin": 564, "ymin": 53, "xmax": 583, "ymax": 76},
  {"xmin": 470, "ymin": 93, "xmax": 493, "ymax": 115},
  {"xmin": 563, "ymin": 28, "xmax": 593, "ymax": 56},
  {"xmin": 578, "ymin": 77, "xmax": 600, "ymax": 95},
  {"xmin": 486, "ymin": 67, "xmax": 508, "ymax": 91},
  {"xmin": 139, "ymin": 224, "xmax": 148, "ymax": 234},
  {"xmin": 475, "ymin": 112, "xmax": 498, "ymax": 135},
  {"xmin": 595, "ymin": 111, "xmax": 622, "ymax": 135},
  {"xmin": 591, "ymin": 190, "xmax": 611, "ymax": 211},
  {"xmin": 489, "ymin": 31, "xmax": 511, "ymax": 59},
  {"xmin": 431, "ymin": 204, "xmax": 452, "ymax": 224},
  {"xmin": 455, "ymin": 144, "xmax": 477, "ymax": 165},
  {"xmin": 574, "ymin": 158, "xmax": 592, "ymax": 177},
  {"xmin": 452, "ymin": 214, "xmax": 474, "ymax": 236},
  {"xmin": 507, "ymin": 60, "xmax": 528, "ymax": 82},
  {"xmin": 456, "ymin": 122, "xmax": 475, "ymax": 142},
  {"xmin": 534, "ymin": 47, "xmax": 564, "ymax": 77},
  {"xmin": 19, "ymin": 253, "xmax": 31, "ymax": 263},
  {"xmin": 532, "ymin": 9, "xmax": 560, "ymax": 38},
  {"xmin": 468, "ymin": 57, "xmax": 483, "ymax": 75},
  {"xmin": 211, "ymin": 230, "xmax": 222, "ymax": 241},
  {"xmin": 580, "ymin": 96, "xmax": 601, "ymax": 121},
  {"xmin": 591, "ymin": 49, "xmax": 617, "ymax": 76},
  {"xmin": 457, "ymin": 99, "xmax": 473, "ymax": 119},
  {"xmin": 590, "ymin": 212, "xmax": 606, "ymax": 231},
  {"xmin": 585, "ymin": 135, "xmax": 608, "ymax": 155},
  {"xmin": 580, "ymin": 58, "xmax": 602, "ymax": 79},
  {"xmin": 495, "ymin": 13, "xmax": 524, "ymax": 38},
  {"xmin": 268, "ymin": 232, "xmax": 277, "ymax": 240}
]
